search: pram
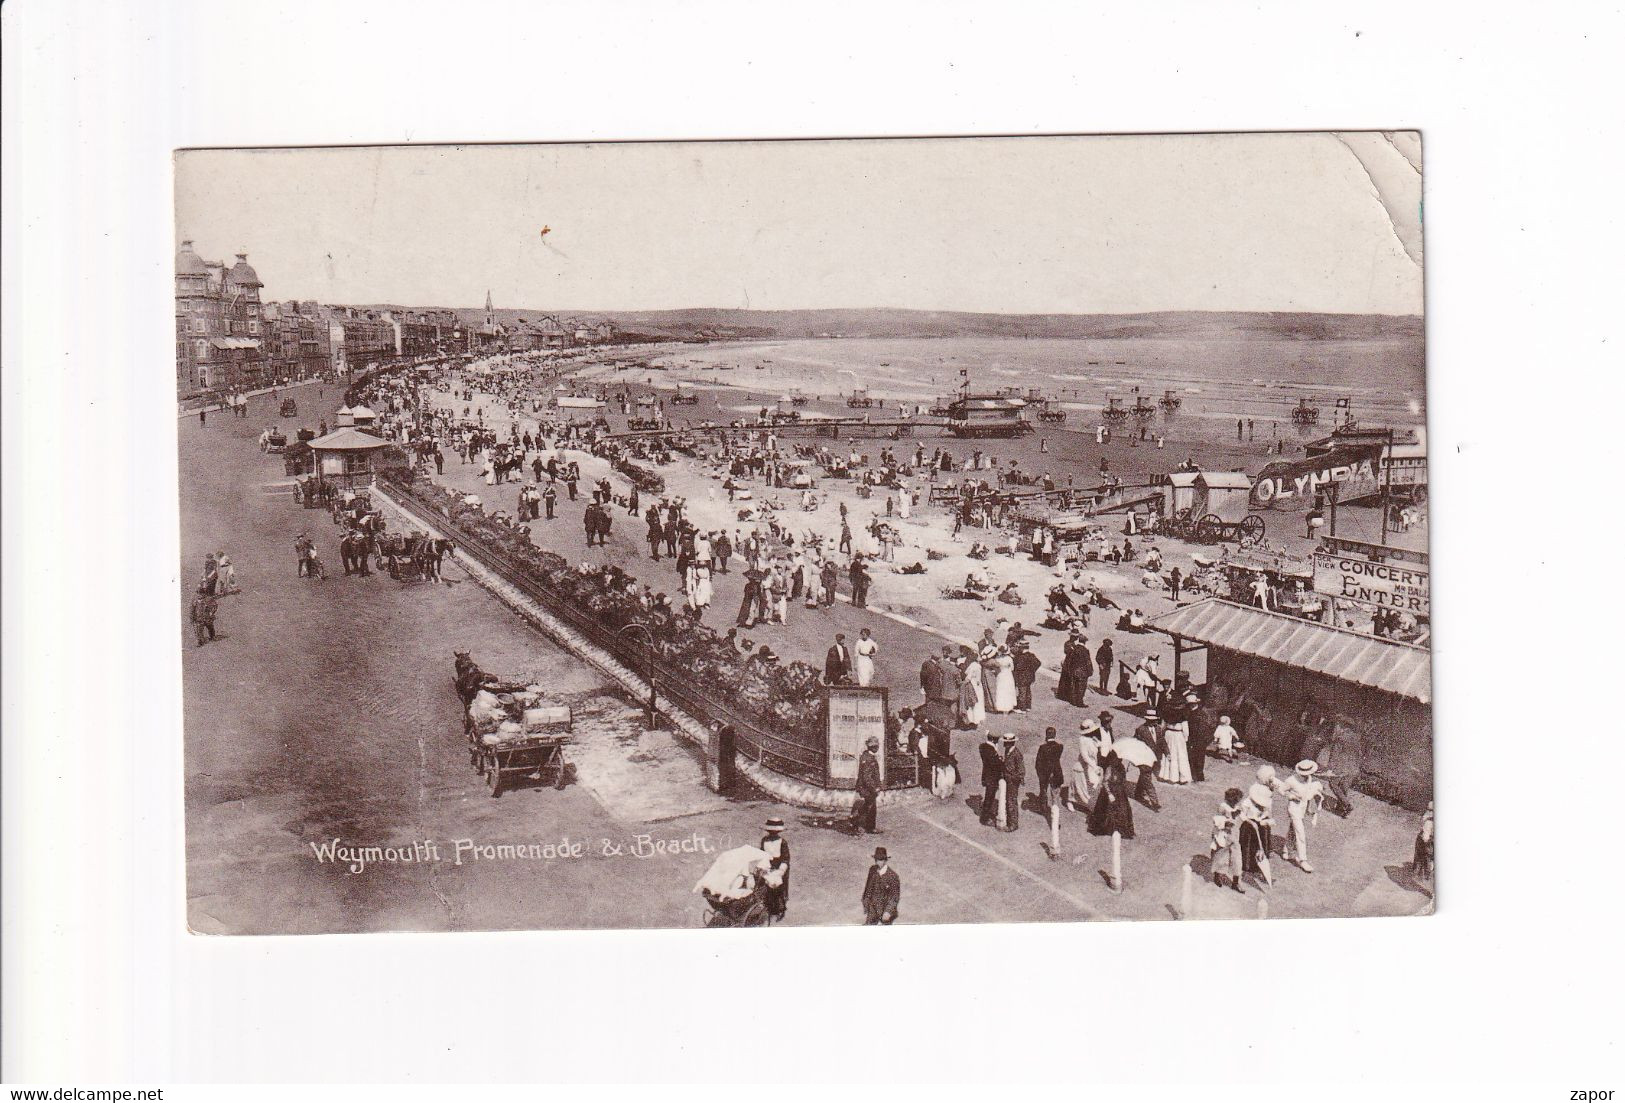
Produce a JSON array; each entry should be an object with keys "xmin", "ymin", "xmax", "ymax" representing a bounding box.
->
[{"xmin": 695, "ymin": 846, "xmax": 776, "ymax": 928}]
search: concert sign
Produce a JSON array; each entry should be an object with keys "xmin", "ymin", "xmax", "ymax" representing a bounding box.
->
[{"xmin": 824, "ymin": 686, "xmax": 889, "ymax": 786}]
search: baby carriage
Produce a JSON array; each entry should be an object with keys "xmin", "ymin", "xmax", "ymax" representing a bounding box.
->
[{"xmin": 695, "ymin": 846, "xmax": 778, "ymax": 928}]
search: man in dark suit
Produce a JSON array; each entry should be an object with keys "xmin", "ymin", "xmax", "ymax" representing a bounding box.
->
[
  {"xmin": 922, "ymin": 646, "xmax": 960, "ymax": 731},
  {"xmin": 920, "ymin": 652, "xmax": 943, "ymax": 705},
  {"xmin": 1035, "ymin": 726, "xmax": 1066, "ymax": 812},
  {"xmin": 977, "ymin": 733, "xmax": 1003, "ymax": 826},
  {"xmin": 824, "ymin": 632, "xmax": 852, "ymax": 685},
  {"xmin": 852, "ymin": 736, "xmax": 882, "ymax": 833},
  {"xmin": 1012, "ymin": 641, "xmax": 1042, "ymax": 713},
  {"xmin": 861, "ymin": 847, "xmax": 901, "ymax": 925},
  {"xmin": 848, "ymin": 556, "xmax": 871, "ymax": 608},
  {"xmin": 1000, "ymin": 733, "xmax": 1025, "ymax": 831}
]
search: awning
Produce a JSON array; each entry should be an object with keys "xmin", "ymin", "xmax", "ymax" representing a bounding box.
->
[
  {"xmin": 210, "ymin": 337, "xmax": 261, "ymax": 350},
  {"xmin": 1147, "ymin": 598, "xmax": 1430, "ymax": 702},
  {"xmin": 308, "ymin": 427, "xmax": 389, "ymax": 452}
]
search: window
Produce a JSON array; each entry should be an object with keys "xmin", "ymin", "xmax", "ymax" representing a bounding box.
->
[
  {"xmin": 248, "ymin": 320, "xmax": 259, "ymax": 334},
  {"xmin": 197, "ymin": 340, "xmax": 208, "ymax": 360},
  {"xmin": 192, "ymin": 318, "xmax": 205, "ymax": 334}
]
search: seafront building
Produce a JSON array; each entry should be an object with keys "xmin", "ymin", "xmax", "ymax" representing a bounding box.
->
[
  {"xmin": 174, "ymin": 241, "xmax": 270, "ymax": 395},
  {"xmin": 177, "ymin": 245, "xmax": 614, "ymax": 396}
]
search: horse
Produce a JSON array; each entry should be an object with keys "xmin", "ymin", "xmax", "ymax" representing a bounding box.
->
[
  {"xmin": 339, "ymin": 530, "xmax": 374, "ymax": 575},
  {"xmin": 413, "ymin": 538, "xmax": 454, "ymax": 582}
]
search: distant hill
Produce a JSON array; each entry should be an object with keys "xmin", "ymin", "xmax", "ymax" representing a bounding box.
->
[{"xmin": 362, "ymin": 305, "xmax": 1422, "ymax": 343}]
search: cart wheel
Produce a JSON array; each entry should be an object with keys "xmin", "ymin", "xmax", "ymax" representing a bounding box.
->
[
  {"xmin": 1198, "ymin": 514, "xmax": 1224, "ymax": 543},
  {"xmin": 1240, "ymin": 514, "xmax": 1267, "ymax": 545}
]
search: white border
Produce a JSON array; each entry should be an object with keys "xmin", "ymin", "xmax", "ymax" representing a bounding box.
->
[{"xmin": 4, "ymin": 0, "xmax": 1621, "ymax": 1089}]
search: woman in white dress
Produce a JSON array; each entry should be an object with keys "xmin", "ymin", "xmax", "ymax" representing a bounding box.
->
[
  {"xmin": 1072, "ymin": 718, "xmax": 1103, "ymax": 811},
  {"xmin": 1158, "ymin": 715, "xmax": 1192, "ymax": 784},
  {"xmin": 898, "ymin": 490, "xmax": 911, "ymax": 520},
  {"xmin": 853, "ymin": 628, "xmax": 879, "ymax": 687},
  {"xmin": 959, "ymin": 658, "xmax": 987, "ymax": 728},
  {"xmin": 689, "ymin": 563, "xmax": 713, "ymax": 614},
  {"xmin": 990, "ymin": 646, "xmax": 1018, "ymax": 713}
]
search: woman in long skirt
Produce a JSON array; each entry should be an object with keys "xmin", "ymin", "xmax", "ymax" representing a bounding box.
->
[
  {"xmin": 689, "ymin": 563, "xmax": 713, "ymax": 614},
  {"xmin": 959, "ymin": 659, "xmax": 987, "ymax": 728},
  {"xmin": 1057, "ymin": 633, "xmax": 1093, "ymax": 706},
  {"xmin": 854, "ymin": 627, "xmax": 879, "ymax": 687},
  {"xmin": 1158, "ymin": 717, "xmax": 1192, "ymax": 784},
  {"xmin": 990, "ymin": 647, "xmax": 1017, "ymax": 713},
  {"xmin": 1087, "ymin": 751, "xmax": 1135, "ymax": 839}
]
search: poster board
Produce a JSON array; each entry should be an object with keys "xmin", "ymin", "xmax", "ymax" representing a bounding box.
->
[
  {"xmin": 824, "ymin": 686, "xmax": 890, "ymax": 786},
  {"xmin": 1312, "ymin": 551, "xmax": 1430, "ymax": 615}
]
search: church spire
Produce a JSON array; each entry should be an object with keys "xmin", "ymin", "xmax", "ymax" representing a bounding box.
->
[{"xmin": 484, "ymin": 290, "xmax": 494, "ymax": 326}]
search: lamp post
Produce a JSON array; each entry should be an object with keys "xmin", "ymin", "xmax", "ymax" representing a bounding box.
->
[{"xmin": 618, "ymin": 622, "xmax": 657, "ymax": 730}]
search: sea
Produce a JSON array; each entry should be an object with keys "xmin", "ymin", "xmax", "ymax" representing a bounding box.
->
[{"xmin": 650, "ymin": 335, "xmax": 1426, "ymax": 438}]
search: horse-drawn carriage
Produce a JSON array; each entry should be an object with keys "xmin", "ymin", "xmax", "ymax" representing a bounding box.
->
[
  {"xmin": 264, "ymin": 430, "xmax": 288, "ymax": 454},
  {"xmin": 280, "ymin": 398, "xmax": 298, "ymax": 418},
  {"xmin": 1037, "ymin": 405, "xmax": 1067, "ymax": 424},
  {"xmin": 670, "ymin": 382, "xmax": 699, "ymax": 406},
  {"xmin": 627, "ymin": 416, "xmax": 664, "ymax": 431},
  {"xmin": 1102, "ymin": 397, "xmax": 1130, "ymax": 423},
  {"xmin": 374, "ymin": 530, "xmax": 452, "ymax": 581},
  {"xmin": 1132, "ymin": 395, "xmax": 1157, "ymax": 419},
  {"xmin": 846, "ymin": 385, "xmax": 874, "ymax": 409}
]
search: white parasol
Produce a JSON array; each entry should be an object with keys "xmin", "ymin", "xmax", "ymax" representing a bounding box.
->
[
  {"xmin": 1110, "ymin": 736, "xmax": 1158, "ymax": 769},
  {"xmin": 693, "ymin": 846, "xmax": 771, "ymax": 898}
]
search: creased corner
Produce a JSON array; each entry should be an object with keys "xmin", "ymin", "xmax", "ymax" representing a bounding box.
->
[{"xmin": 1332, "ymin": 132, "xmax": 1424, "ymax": 268}]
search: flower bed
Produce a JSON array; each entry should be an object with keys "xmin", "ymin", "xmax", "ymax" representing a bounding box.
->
[
  {"xmin": 605, "ymin": 454, "xmax": 665, "ymax": 495},
  {"xmin": 383, "ymin": 474, "xmax": 825, "ymax": 752}
]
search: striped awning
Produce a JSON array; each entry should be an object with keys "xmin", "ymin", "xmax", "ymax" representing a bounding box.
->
[{"xmin": 1148, "ymin": 598, "xmax": 1431, "ymax": 702}]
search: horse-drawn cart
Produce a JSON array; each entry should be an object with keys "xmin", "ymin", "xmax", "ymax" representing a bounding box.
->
[
  {"xmin": 455, "ymin": 653, "xmax": 575, "ymax": 798},
  {"xmin": 473, "ymin": 707, "xmax": 574, "ymax": 798}
]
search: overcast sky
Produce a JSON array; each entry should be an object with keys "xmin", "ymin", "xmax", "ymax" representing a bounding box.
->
[{"xmin": 175, "ymin": 133, "xmax": 1422, "ymax": 315}]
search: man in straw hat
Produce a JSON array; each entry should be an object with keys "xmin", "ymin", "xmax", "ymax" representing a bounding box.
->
[
  {"xmin": 999, "ymin": 733, "xmax": 1025, "ymax": 831},
  {"xmin": 861, "ymin": 847, "xmax": 900, "ymax": 925},
  {"xmin": 759, "ymin": 817, "xmax": 790, "ymax": 922},
  {"xmin": 1280, "ymin": 760, "xmax": 1326, "ymax": 872}
]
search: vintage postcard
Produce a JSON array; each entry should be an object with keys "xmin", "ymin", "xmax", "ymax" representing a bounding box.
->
[{"xmin": 177, "ymin": 133, "xmax": 1430, "ymax": 934}]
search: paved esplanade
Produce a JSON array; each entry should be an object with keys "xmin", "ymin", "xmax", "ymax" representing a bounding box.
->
[{"xmin": 181, "ymin": 380, "xmax": 1427, "ymax": 932}]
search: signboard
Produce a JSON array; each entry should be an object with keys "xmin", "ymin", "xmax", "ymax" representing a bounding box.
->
[
  {"xmin": 1251, "ymin": 445, "xmax": 1382, "ymax": 508},
  {"xmin": 1312, "ymin": 551, "xmax": 1430, "ymax": 615},
  {"xmin": 824, "ymin": 686, "xmax": 890, "ymax": 786}
]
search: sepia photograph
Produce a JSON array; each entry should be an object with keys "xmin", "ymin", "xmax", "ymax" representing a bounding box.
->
[{"xmin": 177, "ymin": 134, "xmax": 1433, "ymax": 935}]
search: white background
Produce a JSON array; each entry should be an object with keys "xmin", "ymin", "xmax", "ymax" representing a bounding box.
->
[{"xmin": 3, "ymin": 0, "xmax": 1621, "ymax": 1092}]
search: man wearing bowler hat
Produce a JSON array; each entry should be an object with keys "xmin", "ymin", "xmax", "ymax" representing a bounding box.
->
[{"xmin": 861, "ymin": 847, "xmax": 901, "ymax": 925}]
